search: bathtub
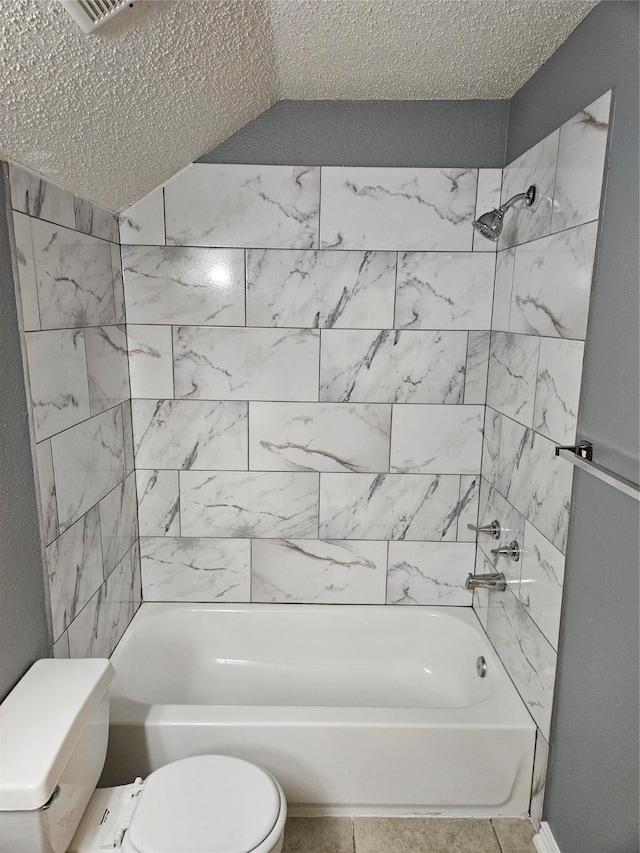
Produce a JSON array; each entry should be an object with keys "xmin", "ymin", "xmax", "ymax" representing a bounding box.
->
[{"xmin": 102, "ymin": 603, "xmax": 536, "ymax": 817}]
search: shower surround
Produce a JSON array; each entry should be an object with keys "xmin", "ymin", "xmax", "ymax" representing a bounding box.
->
[
  {"xmin": 7, "ymin": 90, "xmax": 610, "ymax": 824},
  {"xmin": 122, "ymin": 164, "xmax": 494, "ymax": 608},
  {"xmin": 7, "ymin": 166, "xmax": 139, "ymax": 659}
]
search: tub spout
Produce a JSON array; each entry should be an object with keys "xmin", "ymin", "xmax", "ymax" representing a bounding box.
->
[{"xmin": 465, "ymin": 572, "xmax": 506, "ymax": 592}]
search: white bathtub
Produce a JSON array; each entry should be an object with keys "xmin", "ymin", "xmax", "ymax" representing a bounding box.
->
[{"xmin": 103, "ymin": 603, "xmax": 536, "ymax": 817}]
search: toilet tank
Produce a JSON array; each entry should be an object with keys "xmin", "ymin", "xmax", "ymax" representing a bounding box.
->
[{"xmin": 0, "ymin": 659, "xmax": 114, "ymax": 853}]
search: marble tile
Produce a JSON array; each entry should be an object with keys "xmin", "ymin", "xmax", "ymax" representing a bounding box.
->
[
  {"xmin": 74, "ymin": 197, "xmax": 119, "ymax": 243},
  {"xmin": 8, "ymin": 165, "xmax": 75, "ymax": 228},
  {"xmin": 84, "ymin": 325, "xmax": 130, "ymax": 415},
  {"xmin": 52, "ymin": 632, "xmax": 70, "ymax": 659},
  {"xmin": 282, "ymin": 817, "xmax": 354, "ymax": 853},
  {"xmin": 51, "ymin": 406, "xmax": 125, "ymax": 532},
  {"xmin": 552, "ymin": 91, "xmax": 611, "ymax": 232},
  {"xmin": 491, "ymin": 819, "xmax": 537, "ymax": 853},
  {"xmin": 122, "ymin": 246, "xmax": 245, "ymax": 326},
  {"xmin": 99, "ymin": 473, "xmax": 138, "ymax": 580},
  {"xmin": 132, "ymin": 541, "xmax": 142, "ymax": 608},
  {"xmin": 246, "ymin": 248, "xmax": 396, "ymax": 329},
  {"xmin": 486, "ymin": 332, "xmax": 540, "ymax": 427},
  {"xmin": 140, "ymin": 537, "xmax": 250, "ymax": 602},
  {"xmin": 353, "ymin": 817, "xmax": 501, "ymax": 853},
  {"xmin": 119, "ymin": 187, "xmax": 165, "ymax": 245},
  {"xmin": 121, "ymin": 400, "xmax": 135, "ymax": 475},
  {"xmin": 486, "ymin": 588, "xmax": 557, "ymax": 737},
  {"xmin": 320, "ymin": 167, "xmax": 477, "ymax": 251},
  {"xmin": 492, "ymin": 249, "xmax": 515, "ymax": 332},
  {"xmin": 473, "ymin": 168, "xmax": 502, "ymax": 252},
  {"xmin": 510, "ymin": 221, "xmax": 598, "ymax": 340},
  {"xmin": 180, "ymin": 471, "xmax": 319, "ymax": 539},
  {"xmin": 11, "ymin": 211, "xmax": 40, "ymax": 331},
  {"xmin": 111, "ymin": 244, "xmax": 126, "ymax": 325},
  {"xmin": 390, "ymin": 405, "xmax": 483, "ymax": 475},
  {"xmin": 127, "ymin": 324, "xmax": 174, "ymax": 399},
  {"xmin": 25, "ymin": 329, "xmax": 90, "ymax": 441},
  {"xmin": 136, "ymin": 469, "xmax": 180, "ymax": 536},
  {"xmin": 395, "ymin": 252, "xmax": 494, "ymax": 330},
  {"xmin": 46, "ymin": 505, "xmax": 103, "ymax": 640},
  {"xmin": 533, "ymin": 337, "xmax": 585, "ymax": 445},
  {"xmin": 67, "ymin": 543, "xmax": 140, "ymax": 658},
  {"xmin": 132, "ymin": 399, "xmax": 247, "ymax": 470},
  {"xmin": 499, "ymin": 130, "xmax": 559, "ymax": 250},
  {"xmin": 456, "ymin": 475, "xmax": 480, "ymax": 542},
  {"xmin": 320, "ymin": 329, "xmax": 467, "ymax": 404},
  {"xmin": 31, "ymin": 219, "xmax": 115, "ymax": 329},
  {"xmin": 387, "ymin": 541, "xmax": 475, "ymax": 605},
  {"xmin": 497, "ymin": 418, "xmax": 573, "ymax": 553},
  {"xmin": 252, "ymin": 539, "xmax": 388, "ymax": 604},
  {"xmin": 35, "ymin": 439, "xmax": 59, "ymax": 545},
  {"xmin": 530, "ymin": 732, "xmax": 549, "ymax": 830},
  {"xmin": 464, "ymin": 331, "xmax": 490, "ymax": 405},
  {"xmin": 164, "ymin": 164, "xmax": 320, "ymax": 249},
  {"xmin": 519, "ymin": 522, "xmax": 565, "ymax": 651},
  {"xmin": 472, "ymin": 551, "xmax": 492, "ymax": 631},
  {"xmin": 249, "ymin": 402, "xmax": 391, "ymax": 473},
  {"xmin": 174, "ymin": 327, "xmax": 320, "ymax": 402},
  {"xmin": 481, "ymin": 407, "xmax": 502, "ymax": 489},
  {"xmin": 319, "ymin": 473, "xmax": 462, "ymax": 541},
  {"xmin": 476, "ymin": 478, "xmax": 525, "ymax": 587}
]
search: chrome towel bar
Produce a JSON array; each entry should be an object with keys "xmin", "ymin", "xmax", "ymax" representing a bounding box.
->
[{"xmin": 555, "ymin": 441, "xmax": 640, "ymax": 502}]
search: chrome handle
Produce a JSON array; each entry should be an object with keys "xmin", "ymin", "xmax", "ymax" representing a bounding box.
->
[
  {"xmin": 491, "ymin": 540, "xmax": 521, "ymax": 562},
  {"xmin": 467, "ymin": 519, "xmax": 501, "ymax": 540},
  {"xmin": 41, "ymin": 785, "xmax": 60, "ymax": 811}
]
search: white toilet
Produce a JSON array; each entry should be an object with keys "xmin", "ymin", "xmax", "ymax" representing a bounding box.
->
[{"xmin": 0, "ymin": 659, "xmax": 287, "ymax": 853}]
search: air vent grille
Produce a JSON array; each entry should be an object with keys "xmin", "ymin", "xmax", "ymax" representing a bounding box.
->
[{"xmin": 58, "ymin": 0, "xmax": 133, "ymax": 34}]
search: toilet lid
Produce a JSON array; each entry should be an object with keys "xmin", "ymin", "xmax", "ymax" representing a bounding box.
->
[{"xmin": 126, "ymin": 755, "xmax": 281, "ymax": 853}]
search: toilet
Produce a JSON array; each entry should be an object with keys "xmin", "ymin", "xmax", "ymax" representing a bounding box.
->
[{"xmin": 0, "ymin": 659, "xmax": 287, "ymax": 853}]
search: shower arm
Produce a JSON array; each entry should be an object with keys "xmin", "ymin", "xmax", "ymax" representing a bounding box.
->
[{"xmin": 499, "ymin": 185, "xmax": 536, "ymax": 214}]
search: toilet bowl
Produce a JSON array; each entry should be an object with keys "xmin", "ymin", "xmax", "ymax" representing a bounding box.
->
[
  {"xmin": 70, "ymin": 756, "xmax": 287, "ymax": 853},
  {"xmin": 0, "ymin": 660, "xmax": 286, "ymax": 853}
]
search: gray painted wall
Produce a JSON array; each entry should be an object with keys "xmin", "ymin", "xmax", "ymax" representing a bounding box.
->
[
  {"xmin": 0, "ymin": 164, "xmax": 51, "ymax": 701},
  {"xmin": 507, "ymin": 3, "xmax": 639, "ymax": 852},
  {"xmin": 199, "ymin": 99, "xmax": 509, "ymax": 167}
]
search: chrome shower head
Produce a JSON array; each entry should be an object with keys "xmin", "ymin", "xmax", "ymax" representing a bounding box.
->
[
  {"xmin": 472, "ymin": 208, "xmax": 505, "ymax": 241},
  {"xmin": 472, "ymin": 185, "xmax": 536, "ymax": 242}
]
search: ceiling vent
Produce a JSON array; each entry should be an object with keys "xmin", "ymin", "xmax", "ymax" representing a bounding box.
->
[{"xmin": 58, "ymin": 0, "xmax": 134, "ymax": 34}]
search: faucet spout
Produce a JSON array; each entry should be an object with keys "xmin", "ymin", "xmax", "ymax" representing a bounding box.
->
[{"xmin": 465, "ymin": 572, "xmax": 506, "ymax": 592}]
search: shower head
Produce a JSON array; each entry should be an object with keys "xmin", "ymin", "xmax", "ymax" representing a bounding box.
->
[{"xmin": 472, "ymin": 185, "xmax": 536, "ymax": 242}]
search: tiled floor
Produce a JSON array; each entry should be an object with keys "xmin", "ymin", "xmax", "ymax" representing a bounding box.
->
[{"xmin": 282, "ymin": 817, "xmax": 537, "ymax": 853}]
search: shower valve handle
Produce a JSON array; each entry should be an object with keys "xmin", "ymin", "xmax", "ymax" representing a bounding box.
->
[
  {"xmin": 467, "ymin": 520, "xmax": 501, "ymax": 540},
  {"xmin": 491, "ymin": 541, "xmax": 521, "ymax": 562}
]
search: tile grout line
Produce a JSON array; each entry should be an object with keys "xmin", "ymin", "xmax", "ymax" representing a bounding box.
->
[{"xmin": 490, "ymin": 819, "xmax": 503, "ymax": 853}]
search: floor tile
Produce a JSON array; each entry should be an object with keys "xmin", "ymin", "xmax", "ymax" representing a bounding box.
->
[
  {"xmin": 283, "ymin": 817, "xmax": 355, "ymax": 853},
  {"xmin": 491, "ymin": 818, "xmax": 537, "ymax": 853},
  {"xmin": 353, "ymin": 818, "xmax": 501, "ymax": 853}
]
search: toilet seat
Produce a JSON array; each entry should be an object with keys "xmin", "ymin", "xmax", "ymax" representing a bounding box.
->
[{"xmin": 123, "ymin": 755, "xmax": 283, "ymax": 853}]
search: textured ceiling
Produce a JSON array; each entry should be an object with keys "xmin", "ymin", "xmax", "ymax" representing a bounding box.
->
[
  {"xmin": 270, "ymin": 0, "xmax": 598, "ymax": 100},
  {"xmin": 0, "ymin": 0, "xmax": 597, "ymax": 212},
  {"xmin": 0, "ymin": 0, "xmax": 278, "ymax": 212}
]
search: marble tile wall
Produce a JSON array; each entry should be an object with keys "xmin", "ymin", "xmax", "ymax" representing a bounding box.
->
[
  {"xmin": 121, "ymin": 162, "xmax": 495, "ymax": 610},
  {"xmin": 8, "ymin": 164, "xmax": 140, "ymax": 659},
  {"xmin": 472, "ymin": 91, "xmax": 611, "ymax": 827}
]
